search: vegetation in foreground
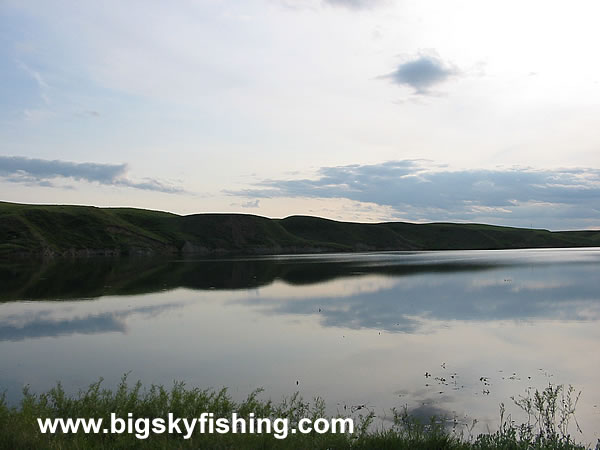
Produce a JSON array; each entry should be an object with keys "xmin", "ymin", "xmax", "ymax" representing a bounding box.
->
[
  {"xmin": 0, "ymin": 377, "xmax": 595, "ymax": 449},
  {"xmin": 2, "ymin": 200, "xmax": 600, "ymax": 258}
]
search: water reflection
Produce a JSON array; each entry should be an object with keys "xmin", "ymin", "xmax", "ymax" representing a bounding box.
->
[
  {"xmin": 2, "ymin": 250, "xmax": 599, "ymax": 337},
  {"xmin": 239, "ymin": 264, "xmax": 600, "ymax": 333},
  {"xmin": 1, "ymin": 253, "xmax": 501, "ymax": 300},
  {"xmin": 0, "ymin": 249, "xmax": 599, "ymax": 443},
  {"xmin": 0, "ymin": 303, "xmax": 182, "ymax": 341}
]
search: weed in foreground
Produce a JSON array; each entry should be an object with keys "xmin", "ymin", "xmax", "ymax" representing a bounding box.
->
[{"xmin": 0, "ymin": 376, "xmax": 595, "ymax": 449}]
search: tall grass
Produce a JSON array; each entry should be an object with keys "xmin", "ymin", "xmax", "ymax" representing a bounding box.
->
[
  {"xmin": 0, "ymin": 376, "xmax": 594, "ymax": 449},
  {"xmin": 475, "ymin": 384, "xmax": 588, "ymax": 449}
]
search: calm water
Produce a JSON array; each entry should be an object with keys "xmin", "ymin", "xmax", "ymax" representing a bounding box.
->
[{"xmin": 1, "ymin": 248, "xmax": 599, "ymax": 443}]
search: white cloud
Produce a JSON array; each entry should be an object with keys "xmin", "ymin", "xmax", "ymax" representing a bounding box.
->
[{"xmin": 229, "ymin": 160, "xmax": 600, "ymax": 229}]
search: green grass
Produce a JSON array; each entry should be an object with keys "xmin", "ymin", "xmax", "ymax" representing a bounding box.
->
[
  {"xmin": 1, "ymin": 201, "xmax": 600, "ymax": 258},
  {"xmin": 0, "ymin": 377, "xmax": 593, "ymax": 449}
]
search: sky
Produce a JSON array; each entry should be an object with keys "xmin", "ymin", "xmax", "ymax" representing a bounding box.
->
[{"xmin": 1, "ymin": 0, "xmax": 600, "ymax": 230}]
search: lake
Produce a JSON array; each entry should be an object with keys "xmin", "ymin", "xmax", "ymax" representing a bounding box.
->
[{"xmin": 1, "ymin": 248, "xmax": 599, "ymax": 444}]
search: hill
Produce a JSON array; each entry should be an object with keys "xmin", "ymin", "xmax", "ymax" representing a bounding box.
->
[{"xmin": 1, "ymin": 201, "xmax": 599, "ymax": 258}]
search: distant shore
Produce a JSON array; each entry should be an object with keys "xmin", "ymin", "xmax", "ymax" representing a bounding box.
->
[{"xmin": 1, "ymin": 201, "xmax": 599, "ymax": 259}]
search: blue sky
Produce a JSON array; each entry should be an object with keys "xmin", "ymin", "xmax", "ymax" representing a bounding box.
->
[{"xmin": 1, "ymin": 0, "xmax": 599, "ymax": 230}]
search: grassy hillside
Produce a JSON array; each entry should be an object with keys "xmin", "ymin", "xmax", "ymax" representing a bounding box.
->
[{"xmin": 1, "ymin": 201, "xmax": 599, "ymax": 258}]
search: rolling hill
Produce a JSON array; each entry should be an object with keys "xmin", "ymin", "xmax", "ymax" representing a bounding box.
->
[{"xmin": 1, "ymin": 201, "xmax": 599, "ymax": 258}]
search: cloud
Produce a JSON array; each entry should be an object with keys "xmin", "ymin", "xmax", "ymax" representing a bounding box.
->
[
  {"xmin": 228, "ymin": 160, "xmax": 600, "ymax": 230},
  {"xmin": 0, "ymin": 311, "xmax": 126, "ymax": 341},
  {"xmin": 229, "ymin": 199, "xmax": 260, "ymax": 209},
  {"xmin": 241, "ymin": 199, "xmax": 260, "ymax": 208},
  {"xmin": 382, "ymin": 53, "xmax": 459, "ymax": 95},
  {"xmin": 0, "ymin": 156, "xmax": 182, "ymax": 193},
  {"xmin": 0, "ymin": 303, "xmax": 182, "ymax": 341},
  {"xmin": 279, "ymin": 0, "xmax": 385, "ymax": 10},
  {"xmin": 17, "ymin": 60, "xmax": 50, "ymax": 104},
  {"xmin": 235, "ymin": 252, "xmax": 600, "ymax": 333},
  {"xmin": 323, "ymin": 0, "xmax": 386, "ymax": 9},
  {"xmin": 80, "ymin": 110, "xmax": 100, "ymax": 117}
]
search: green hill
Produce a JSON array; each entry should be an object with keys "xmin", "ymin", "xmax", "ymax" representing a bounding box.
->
[{"xmin": 1, "ymin": 201, "xmax": 598, "ymax": 258}]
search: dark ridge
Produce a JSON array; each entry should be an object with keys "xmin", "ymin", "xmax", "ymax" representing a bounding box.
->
[{"xmin": 1, "ymin": 201, "xmax": 599, "ymax": 259}]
